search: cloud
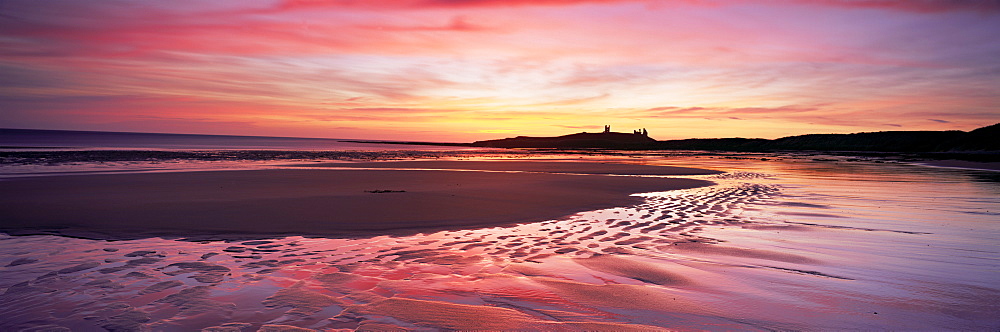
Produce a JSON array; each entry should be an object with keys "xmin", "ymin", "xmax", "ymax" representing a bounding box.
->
[
  {"xmin": 294, "ymin": 107, "xmax": 511, "ymax": 123},
  {"xmin": 795, "ymin": 0, "xmax": 1000, "ymax": 13},
  {"xmin": 647, "ymin": 106, "xmax": 709, "ymax": 114},
  {"xmin": 731, "ymin": 106, "xmax": 822, "ymax": 114},
  {"xmin": 270, "ymin": 0, "xmax": 1000, "ymax": 12},
  {"xmin": 0, "ymin": 64, "xmax": 78, "ymax": 89},
  {"xmin": 525, "ymin": 93, "xmax": 612, "ymax": 107},
  {"xmin": 554, "ymin": 124, "xmax": 602, "ymax": 129},
  {"xmin": 639, "ymin": 104, "xmax": 949, "ymax": 129},
  {"xmin": 645, "ymin": 105, "xmax": 825, "ymax": 119},
  {"xmin": 273, "ymin": 0, "xmax": 639, "ymax": 11},
  {"xmin": 1, "ymin": 0, "xmax": 997, "ymax": 141},
  {"xmin": 358, "ymin": 16, "xmax": 493, "ymax": 32}
]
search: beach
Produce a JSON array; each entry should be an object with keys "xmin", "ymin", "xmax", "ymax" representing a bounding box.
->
[
  {"xmin": 0, "ymin": 161, "xmax": 718, "ymax": 240},
  {"xmin": 3, "ymin": 0, "xmax": 998, "ymax": 329},
  {"xmin": 1, "ymin": 155, "xmax": 998, "ymax": 331}
]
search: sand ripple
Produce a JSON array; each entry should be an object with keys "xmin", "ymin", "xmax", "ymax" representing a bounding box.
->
[
  {"xmin": 4, "ymin": 165, "xmax": 986, "ymax": 331},
  {"xmin": 0, "ymin": 174, "xmax": 795, "ymax": 330}
]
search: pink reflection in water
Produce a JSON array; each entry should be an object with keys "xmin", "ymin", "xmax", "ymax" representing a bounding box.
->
[{"xmin": 1, "ymin": 156, "xmax": 998, "ymax": 330}]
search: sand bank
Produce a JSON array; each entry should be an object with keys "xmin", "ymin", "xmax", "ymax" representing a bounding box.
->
[
  {"xmin": 0, "ymin": 163, "xmax": 716, "ymax": 240},
  {"xmin": 297, "ymin": 160, "xmax": 722, "ymax": 175},
  {"xmin": 918, "ymin": 160, "xmax": 1000, "ymax": 171}
]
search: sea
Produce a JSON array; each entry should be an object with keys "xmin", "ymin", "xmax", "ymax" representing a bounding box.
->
[
  {"xmin": 0, "ymin": 128, "xmax": 483, "ymax": 177},
  {"xmin": 1, "ymin": 128, "xmax": 998, "ymax": 330},
  {"xmin": 0, "ymin": 128, "xmax": 466, "ymax": 151}
]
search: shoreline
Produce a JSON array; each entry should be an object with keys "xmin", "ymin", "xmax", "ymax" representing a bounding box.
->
[
  {"xmin": 914, "ymin": 160, "xmax": 1000, "ymax": 172},
  {"xmin": 1, "ymin": 156, "xmax": 997, "ymax": 330},
  {"xmin": 0, "ymin": 162, "xmax": 718, "ymax": 240},
  {"xmin": 293, "ymin": 160, "xmax": 723, "ymax": 176}
]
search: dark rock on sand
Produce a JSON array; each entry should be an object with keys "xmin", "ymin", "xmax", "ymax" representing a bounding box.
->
[
  {"xmin": 95, "ymin": 306, "xmax": 150, "ymax": 332},
  {"xmin": 162, "ymin": 262, "xmax": 231, "ymax": 283},
  {"xmin": 139, "ymin": 280, "xmax": 185, "ymax": 295},
  {"xmin": 5, "ymin": 257, "xmax": 38, "ymax": 267},
  {"xmin": 124, "ymin": 250, "xmax": 158, "ymax": 257},
  {"xmin": 201, "ymin": 322, "xmax": 252, "ymax": 332},
  {"xmin": 262, "ymin": 282, "xmax": 340, "ymax": 316},
  {"xmin": 57, "ymin": 261, "xmax": 100, "ymax": 274},
  {"xmin": 155, "ymin": 286, "xmax": 236, "ymax": 314}
]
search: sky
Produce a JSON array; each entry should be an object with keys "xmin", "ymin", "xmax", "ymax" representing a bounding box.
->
[{"xmin": 1, "ymin": 0, "xmax": 998, "ymax": 142}]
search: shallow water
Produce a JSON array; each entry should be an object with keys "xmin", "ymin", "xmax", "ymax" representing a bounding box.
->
[
  {"xmin": 0, "ymin": 128, "xmax": 476, "ymax": 151},
  {"xmin": 1, "ymin": 154, "xmax": 998, "ymax": 331}
]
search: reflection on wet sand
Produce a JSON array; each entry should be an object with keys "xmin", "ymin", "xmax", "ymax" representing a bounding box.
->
[{"xmin": 1, "ymin": 157, "xmax": 998, "ymax": 331}]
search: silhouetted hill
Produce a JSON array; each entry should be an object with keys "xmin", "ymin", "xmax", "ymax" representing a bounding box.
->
[
  {"xmin": 471, "ymin": 132, "xmax": 656, "ymax": 149},
  {"xmin": 651, "ymin": 138, "xmax": 768, "ymax": 151},
  {"xmin": 472, "ymin": 123, "xmax": 999, "ymax": 152},
  {"xmin": 944, "ymin": 122, "xmax": 1000, "ymax": 151},
  {"xmin": 764, "ymin": 131, "xmax": 966, "ymax": 152}
]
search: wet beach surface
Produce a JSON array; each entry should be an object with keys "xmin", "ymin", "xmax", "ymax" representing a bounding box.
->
[{"xmin": 1, "ymin": 154, "xmax": 998, "ymax": 331}]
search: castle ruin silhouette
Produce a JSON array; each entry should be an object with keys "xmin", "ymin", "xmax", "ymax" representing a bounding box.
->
[{"xmin": 604, "ymin": 125, "xmax": 647, "ymax": 137}]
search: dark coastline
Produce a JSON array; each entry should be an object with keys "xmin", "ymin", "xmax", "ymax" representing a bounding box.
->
[
  {"xmin": 5, "ymin": 124, "xmax": 997, "ymax": 154},
  {"xmin": 3, "ymin": 125, "xmax": 997, "ymax": 166},
  {"xmin": 469, "ymin": 123, "xmax": 999, "ymax": 153},
  {"xmin": 344, "ymin": 124, "xmax": 1000, "ymax": 162}
]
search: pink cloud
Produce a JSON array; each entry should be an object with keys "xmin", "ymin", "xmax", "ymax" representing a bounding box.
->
[
  {"xmin": 273, "ymin": 0, "xmax": 1000, "ymax": 12},
  {"xmin": 795, "ymin": 0, "xmax": 1000, "ymax": 13},
  {"xmin": 1, "ymin": 0, "xmax": 997, "ymax": 140},
  {"xmin": 647, "ymin": 105, "xmax": 822, "ymax": 118},
  {"xmin": 5, "ymin": 0, "xmax": 968, "ymax": 66},
  {"xmin": 358, "ymin": 16, "xmax": 492, "ymax": 32},
  {"xmin": 273, "ymin": 0, "xmax": 641, "ymax": 10}
]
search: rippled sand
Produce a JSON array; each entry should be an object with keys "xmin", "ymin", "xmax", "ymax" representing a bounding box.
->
[{"xmin": 1, "ymin": 157, "xmax": 998, "ymax": 331}]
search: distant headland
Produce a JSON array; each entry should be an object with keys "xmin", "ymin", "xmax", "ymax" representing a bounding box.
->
[
  {"xmin": 7, "ymin": 123, "xmax": 993, "ymax": 154},
  {"xmin": 468, "ymin": 123, "xmax": 999, "ymax": 153},
  {"xmin": 339, "ymin": 123, "xmax": 1000, "ymax": 153},
  {"xmin": 471, "ymin": 125, "xmax": 657, "ymax": 149}
]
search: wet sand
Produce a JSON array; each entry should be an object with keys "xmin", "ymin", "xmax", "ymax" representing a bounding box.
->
[
  {"xmin": 0, "ymin": 162, "xmax": 718, "ymax": 240},
  {"xmin": 297, "ymin": 160, "xmax": 722, "ymax": 175},
  {"xmin": 3, "ymin": 157, "xmax": 997, "ymax": 331},
  {"xmin": 919, "ymin": 160, "xmax": 1000, "ymax": 171}
]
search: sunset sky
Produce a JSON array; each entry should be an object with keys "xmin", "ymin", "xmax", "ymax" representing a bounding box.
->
[{"xmin": 1, "ymin": 0, "xmax": 998, "ymax": 141}]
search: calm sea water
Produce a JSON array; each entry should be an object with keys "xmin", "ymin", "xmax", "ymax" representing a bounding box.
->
[
  {"xmin": 0, "ymin": 128, "xmax": 465, "ymax": 151},
  {"xmin": 0, "ymin": 128, "xmax": 487, "ymax": 177},
  {"xmin": 0, "ymin": 136, "xmax": 997, "ymax": 329}
]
